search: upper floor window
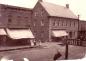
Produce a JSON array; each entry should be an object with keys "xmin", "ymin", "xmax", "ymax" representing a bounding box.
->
[
  {"xmin": 66, "ymin": 20, "xmax": 67, "ymax": 26},
  {"xmin": 62, "ymin": 21, "xmax": 64, "ymax": 26},
  {"xmin": 34, "ymin": 22, "xmax": 36, "ymax": 26},
  {"xmin": 69, "ymin": 32, "xmax": 72, "ymax": 38},
  {"xmin": 8, "ymin": 14, "xmax": 12, "ymax": 17},
  {"xmin": 70, "ymin": 21, "xmax": 72, "ymax": 27},
  {"xmin": 74, "ymin": 22, "xmax": 76, "ymax": 27},
  {"xmin": 41, "ymin": 20, "xmax": 44, "ymax": 26},
  {"xmin": 40, "ymin": 12, "xmax": 43, "ymax": 17},
  {"xmin": 53, "ymin": 20, "xmax": 56, "ymax": 26},
  {"xmin": 0, "ymin": 14, "xmax": 2, "ymax": 17},
  {"xmin": 53, "ymin": 20, "xmax": 55, "ymax": 26},
  {"xmin": 34, "ymin": 19, "xmax": 36, "ymax": 26},
  {"xmin": 8, "ymin": 18, "xmax": 12, "ymax": 23},
  {"xmin": 18, "ymin": 16, "xmax": 21, "ymax": 18},
  {"xmin": 34, "ymin": 12, "xmax": 38, "ymax": 16},
  {"xmin": 40, "ymin": 10, "xmax": 44, "ymax": 17},
  {"xmin": 58, "ymin": 20, "xmax": 60, "ymax": 26}
]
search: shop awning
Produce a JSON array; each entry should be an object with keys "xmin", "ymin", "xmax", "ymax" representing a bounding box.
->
[
  {"xmin": 52, "ymin": 30, "xmax": 68, "ymax": 37},
  {"xmin": 0, "ymin": 29, "xmax": 6, "ymax": 35},
  {"xmin": 6, "ymin": 29, "xmax": 34, "ymax": 39}
]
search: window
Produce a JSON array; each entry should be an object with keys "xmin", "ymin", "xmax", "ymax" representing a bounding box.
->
[
  {"xmin": 58, "ymin": 18, "xmax": 61, "ymax": 26},
  {"xmin": 66, "ymin": 20, "xmax": 67, "ymax": 26},
  {"xmin": 8, "ymin": 14, "xmax": 12, "ymax": 17},
  {"xmin": 28, "ymin": 25, "xmax": 30, "ymax": 29},
  {"xmin": 34, "ymin": 19, "xmax": 36, "ymax": 26},
  {"xmin": 34, "ymin": 12, "xmax": 38, "ymax": 16},
  {"xmin": 18, "ymin": 16, "xmax": 21, "ymax": 18},
  {"xmin": 8, "ymin": 18, "xmax": 12, "ymax": 23},
  {"xmin": 34, "ymin": 22, "xmax": 36, "ymax": 26},
  {"xmin": 0, "ymin": 14, "xmax": 1, "ymax": 17},
  {"xmin": 69, "ymin": 32, "xmax": 72, "ymax": 38},
  {"xmin": 62, "ymin": 21, "xmax": 64, "ymax": 26},
  {"xmin": 58, "ymin": 20, "xmax": 60, "ymax": 26},
  {"xmin": 25, "ymin": 20, "xmax": 28, "ymax": 26},
  {"xmin": 53, "ymin": 20, "xmax": 56, "ymax": 26},
  {"xmin": 8, "ymin": 14, "xmax": 13, "ymax": 25},
  {"xmin": 64, "ymin": 20, "xmax": 66, "ymax": 26},
  {"xmin": 41, "ymin": 20, "xmax": 44, "ymax": 26},
  {"xmin": 53, "ymin": 20, "xmax": 55, "ymax": 26},
  {"xmin": 70, "ymin": 21, "xmax": 71, "ymax": 27},
  {"xmin": 40, "ymin": 12, "xmax": 43, "ymax": 17},
  {"xmin": 40, "ymin": 10, "xmax": 44, "ymax": 17},
  {"xmin": 74, "ymin": 22, "xmax": 75, "ymax": 27}
]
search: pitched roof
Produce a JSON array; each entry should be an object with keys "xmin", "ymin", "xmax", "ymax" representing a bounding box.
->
[
  {"xmin": 0, "ymin": 4, "xmax": 32, "ymax": 11},
  {"xmin": 40, "ymin": 2, "xmax": 78, "ymax": 19}
]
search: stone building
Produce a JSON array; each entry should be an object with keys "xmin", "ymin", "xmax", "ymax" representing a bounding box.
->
[
  {"xmin": 0, "ymin": 4, "xmax": 34, "ymax": 46},
  {"xmin": 32, "ymin": 0, "xmax": 79, "ymax": 42},
  {"xmin": 0, "ymin": 0, "xmax": 79, "ymax": 46}
]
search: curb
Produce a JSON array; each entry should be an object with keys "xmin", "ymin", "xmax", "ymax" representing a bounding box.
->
[
  {"xmin": 0, "ymin": 46, "xmax": 30, "ymax": 52},
  {"xmin": 0, "ymin": 45, "xmax": 44, "ymax": 52}
]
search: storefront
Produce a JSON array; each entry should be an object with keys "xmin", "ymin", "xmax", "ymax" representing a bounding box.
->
[
  {"xmin": 0, "ymin": 28, "xmax": 7, "ymax": 46},
  {"xmin": 51, "ymin": 30, "xmax": 68, "ymax": 42},
  {"xmin": 6, "ymin": 28, "xmax": 34, "ymax": 46}
]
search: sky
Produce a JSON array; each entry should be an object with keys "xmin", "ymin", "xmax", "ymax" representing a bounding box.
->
[{"xmin": 0, "ymin": 0, "xmax": 86, "ymax": 20}]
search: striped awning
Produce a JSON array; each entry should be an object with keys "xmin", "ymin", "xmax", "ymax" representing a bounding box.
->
[
  {"xmin": 52, "ymin": 30, "xmax": 68, "ymax": 37},
  {"xmin": 6, "ymin": 29, "xmax": 34, "ymax": 39}
]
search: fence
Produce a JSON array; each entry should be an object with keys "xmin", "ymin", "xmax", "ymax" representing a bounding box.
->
[{"xmin": 66, "ymin": 39, "xmax": 81, "ymax": 46}]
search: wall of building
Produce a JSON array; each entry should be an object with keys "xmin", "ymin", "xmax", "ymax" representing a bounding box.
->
[
  {"xmin": 0, "ymin": 4, "xmax": 32, "ymax": 28},
  {"xmin": 49, "ymin": 17, "xmax": 78, "ymax": 39},
  {"xmin": 78, "ymin": 20, "xmax": 86, "ymax": 40},
  {"xmin": 32, "ymin": 2, "xmax": 49, "ymax": 42},
  {"xmin": 79, "ymin": 21, "xmax": 86, "ymax": 31}
]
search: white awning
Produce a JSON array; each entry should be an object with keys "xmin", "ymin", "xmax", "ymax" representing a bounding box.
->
[
  {"xmin": 6, "ymin": 29, "xmax": 34, "ymax": 39},
  {"xmin": 52, "ymin": 30, "xmax": 68, "ymax": 37},
  {"xmin": 0, "ymin": 29, "xmax": 6, "ymax": 35}
]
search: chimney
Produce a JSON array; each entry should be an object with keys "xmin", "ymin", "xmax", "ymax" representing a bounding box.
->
[
  {"xmin": 38, "ymin": 0, "xmax": 43, "ymax": 2},
  {"xmin": 78, "ymin": 14, "xmax": 80, "ymax": 20},
  {"xmin": 66, "ymin": 4, "xmax": 69, "ymax": 8}
]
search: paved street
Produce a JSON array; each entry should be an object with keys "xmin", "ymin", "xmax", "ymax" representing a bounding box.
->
[{"xmin": 0, "ymin": 42, "xmax": 86, "ymax": 61}]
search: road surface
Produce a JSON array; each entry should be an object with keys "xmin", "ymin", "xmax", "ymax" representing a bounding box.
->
[{"xmin": 0, "ymin": 42, "xmax": 85, "ymax": 61}]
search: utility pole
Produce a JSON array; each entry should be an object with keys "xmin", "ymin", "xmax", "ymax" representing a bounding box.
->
[{"xmin": 65, "ymin": 37, "xmax": 68, "ymax": 59}]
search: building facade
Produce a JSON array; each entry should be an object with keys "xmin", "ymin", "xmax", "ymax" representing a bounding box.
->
[
  {"xmin": 0, "ymin": 4, "xmax": 32, "ymax": 28},
  {"xmin": 0, "ymin": 4, "xmax": 34, "ymax": 46},
  {"xmin": 78, "ymin": 20, "xmax": 86, "ymax": 46},
  {"xmin": 0, "ymin": 0, "xmax": 79, "ymax": 46},
  {"xmin": 32, "ymin": 1, "xmax": 79, "ymax": 42}
]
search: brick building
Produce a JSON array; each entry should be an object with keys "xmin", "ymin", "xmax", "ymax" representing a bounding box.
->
[
  {"xmin": 78, "ymin": 20, "xmax": 86, "ymax": 46},
  {"xmin": 0, "ymin": 4, "xmax": 34, "ymax": 46},
  {"xmin": 32, "ymin": 0, "xmax": 79, "ymax": 42}
]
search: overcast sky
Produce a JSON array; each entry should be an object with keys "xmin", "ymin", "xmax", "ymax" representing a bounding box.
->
[{"xmin": 0, "ymin": 0, "xmax": 86, "ymax": 20}]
